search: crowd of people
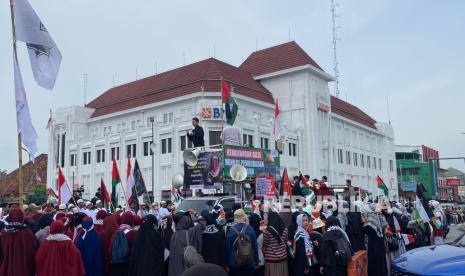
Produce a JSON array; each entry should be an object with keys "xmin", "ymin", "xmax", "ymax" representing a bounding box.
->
[{"xmin": 0, "ymin": 181, "xmax": 450, "ymax": 276}]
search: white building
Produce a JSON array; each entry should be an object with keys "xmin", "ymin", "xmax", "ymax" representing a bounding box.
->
[{"xmin": 47, "ymin": 41, "xmax": 398, "ymax": 201}]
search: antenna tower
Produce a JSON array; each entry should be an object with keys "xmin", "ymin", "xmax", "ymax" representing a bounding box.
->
[{"xmin": 331, "ymin": 0, "xmax": 341, "ymax": 98}]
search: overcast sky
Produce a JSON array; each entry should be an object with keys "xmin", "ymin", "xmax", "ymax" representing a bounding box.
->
[{"xmin": 0, "ymin": 0, "xmax": 464, "ymax": 172}]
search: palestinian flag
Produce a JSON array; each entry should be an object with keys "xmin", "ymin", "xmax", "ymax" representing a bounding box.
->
[
  {"xmin": 221, "ymin": 79, "xmax": 238, "ymax": 125},
  {"xmin": 376, "ymin": 176, "xmax": 389, "ymax": 197},
  {"xmin": 401, "ymin": 234, "xmax": 415, "ymax": 245},
  {"xmin": 111, "ymin": 159, "xmax": 121, "ymax": 208},
  {"xmin": 432, "ymin": 216, "xmax": 442, "ymax": 229},
  {"xmin": 414, "ymin": 196, "xmax": 430, "ymax": 223}
]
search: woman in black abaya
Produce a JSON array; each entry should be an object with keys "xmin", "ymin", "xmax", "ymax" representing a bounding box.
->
[
  {"xmin": 129, "ymin": 215, "xmax": 166, "ymax": 276},
  {"xmin": 364, "ymin": 205, "xmax": 388, "ymax": 276}
]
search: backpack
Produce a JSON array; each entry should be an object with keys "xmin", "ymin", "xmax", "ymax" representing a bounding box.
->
[
  {"xmin": 183, "ymin": 230, "xmax": 204, "ymax": 268},
  {"xmin": 231, "ymin": 224, "xmax": 254, "ymax": 267},
  {"xmin": 331, "ymin": 235, "xmax": 353, "ymax": 266},
  {"xmin": 111, "ymin": 230, "xmax": 129, "ymax": 264}
]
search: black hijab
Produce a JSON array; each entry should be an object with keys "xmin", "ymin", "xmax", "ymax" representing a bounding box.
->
[
  {"xmin": 267, "ymin": 211, "xmax": 285, "ymax": 242},
  {"xmin": 129, "ymin": 215, "xmax": 165, "ymax": 276},
  {"xmin": 249, "ymin": 213, "xmax": 261, "ymax": 237}
]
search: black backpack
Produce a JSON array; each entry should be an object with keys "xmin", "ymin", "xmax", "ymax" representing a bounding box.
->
[{"xmin": 231, "ymin": 225, "xmax": 255, "ymax": 267}]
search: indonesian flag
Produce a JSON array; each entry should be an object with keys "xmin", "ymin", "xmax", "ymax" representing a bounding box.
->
[
  {"xmin": 273, "ymin": 99, "xmax": 280, "ymax": 137},
  {"xmin": 45, "ymin": 115, "xmax": 52, "ymax": 129},
  {"xmin": 100, "ymin": 177, "xmax": 111, "ymax": 204},
  {"xmin": 401, "ymin": 234, "xmax": 415, "ymax": 245},
  {"xmin": 125, "ymin": 158, "xmax": 134, "ymax": 205},
  {"xmin": 57, "ymin": 167, "xmax": 71, "ymax": 205},
  {"xmin": 281, "ymin": 167, "xmax": 292, "ymax": 197}
]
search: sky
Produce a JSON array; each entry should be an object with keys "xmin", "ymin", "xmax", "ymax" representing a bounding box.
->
[{"xmin": 0, "ymin": 0, "xmax": 464, "ymax": 172}]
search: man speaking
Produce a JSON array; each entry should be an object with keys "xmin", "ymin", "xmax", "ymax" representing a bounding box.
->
[{"xmin": 187, "ymin": 117, "xmax": 205, "ymax": 147}]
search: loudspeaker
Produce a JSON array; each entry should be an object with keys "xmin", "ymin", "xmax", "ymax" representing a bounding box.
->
[
  {"xmin": 230, "ymin": 165, "xmax": 247, "ymax": 182},
  {"xmin": 183, "ymin": 148, "xmax": 201, "ymax": 167}
]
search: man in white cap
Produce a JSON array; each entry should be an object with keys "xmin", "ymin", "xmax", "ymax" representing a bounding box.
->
[
  {"xmin": 158, "ymin": 201, "xmax": 170, "ymax": 220},
  {"xmin": 77, "ymin": 199, "xmax": 86, "ymax": 212},
  {"xmin": 83, "ymin": 201, "xmax": 97, "ymax": 221},
  {"xmin": 137, "ymin": 202, "xmax": 149, "ymax": 219},
  {"xmin": 94, "ymin": 200, "xmax": 104, "ymax": 212},
  {"xmin": 149, "ymin": 202, "xmax": 160, "ymax": 221}
]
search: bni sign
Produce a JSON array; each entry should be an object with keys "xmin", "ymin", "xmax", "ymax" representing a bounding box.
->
[{"xmin": 201, "ymin": 107, "xmax": 222, "ymax": 120}]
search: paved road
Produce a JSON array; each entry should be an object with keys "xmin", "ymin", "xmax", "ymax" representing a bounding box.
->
[{"xmin": 445, "ymin": 223, "xmax": 465, "ymax": 243}]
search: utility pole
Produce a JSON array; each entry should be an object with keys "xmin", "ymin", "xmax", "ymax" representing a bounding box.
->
[{"xmin": 330, "ymin": 0, "xmax": 341, "ymax": 98}]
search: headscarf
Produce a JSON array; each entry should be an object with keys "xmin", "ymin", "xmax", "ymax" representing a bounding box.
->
[
  {"xmin": 267, "ymin": 211, "xmax": 285, "ymax": 243},
  {"xmin": 95, "ymin": 210, "xmax": 107, "ymax": 224},
  {"xmin": 5, "ymin": 208, "xmax": 26, "ymax": 233},
  {"xmin": 325, "ymin": 216, "xmax": 350, "ymax": 243},
  {"xmin": 98, "ymin": 217, "xmax": 119, "ymax": 275},
  {"xmin": 248, "ymin": 213, "xmax": 261, "ymax": 238},
  {"xmin": 47, "ymin": 220, "xmax": 70, "ymax": 241},
  {"xmin": 76, "ymin": 215, "xmax": 104, "ymax": 276},
  {"xmin": 120, "ymin": 212, "xmax": 135, "ymax": 226},
  {"xmin": 203, "ymin": 213, "xmax": 219, "ymax": 234},
  {"xmin": 37, "ymin": 214, "xmax": 53, "ymax": 230},
  {"xmin": 80, "ymin": 218, "xmax": 94, "ymax": 240},
  {"xmin": 294, "ymin": 214, "xmax": 313, "ymax": 265},
  {"xmin": 180, "ymin": 263, "xmax": 228, "ymax": 276},
  {"xmin": 129, "ymin": 215, "xmax": 165, "ymax": 276},
  {"xmin": 176, "ymin": 215, "xmax": 193, "ymax": 231}
]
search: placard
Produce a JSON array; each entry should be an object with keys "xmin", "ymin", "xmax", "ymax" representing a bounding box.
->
[
  {"xmin": 223, "ymin": 145, "xmax": 280, "ymax": 179},
  {"xmin": 184, "ymin": 150, "xmax": 223, "ymax": 189},
  {"xmin": 255, "ymin": 176, "xmax": 276, "ymax": 198}
]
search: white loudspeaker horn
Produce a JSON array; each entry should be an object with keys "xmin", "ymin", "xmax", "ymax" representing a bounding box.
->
[
  {"xmin": 276, "ymin": 138, "xmax": 286, "ymax": 152},
  {"xmin": 172, "ymin": 172, "xmax": 184, "ymax": 189},
  {"xmin": 183, "ymin": 148, "xmax": 201, "ymax": 167},
  {"xmin": 230, "ymin": 165, "xmax": 248, "ymax": 182}
]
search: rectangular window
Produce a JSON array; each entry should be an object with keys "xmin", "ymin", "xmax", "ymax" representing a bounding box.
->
[
  {"xmin": 131, "ymin": 121, "xmax": 136, "ymax": 130},
  {"xmin": 83, "ymin": 152, "xmax": 91, "ymax": 165},
  {"xmin": 361, "ymin": 154, "xmax": 365, "ymax": 168},
  {"xmin": 180, "ymin": 135, "xmax": 193, "ymax": 151},
  {"xmin": 379, "ymin": 158, "xmax": 382, "ymax": 170},
  {"xmin": 146, "ymin": 116, "xmax": 155, "ymax": 128},
  {"xmin": 242, "ymin": 134, "xmax": 253, "ymax": 147},
  {"xmin": 209, "ymin": 131, "xmax": 222, "ymax": 148},
  {"xmin": 367, "ymin": 155, "xmax": 371, "ymax": 168},
  {"xmin": 111, "ymin": 147, "xmax": 120, "ymax": 160},
  {"xmin": 337, "ymin": 149, "xmax": 343, "ymax": 164},
  {"xmin": 126, "ymin": 144, "xmax": 136, "ymax": 158},
  {"xmin": 143, "ymin": 141, "xmax": 153, "ymax": 156},
  {"xmin": 346, "ymin": 151, "xmax": 351, "ymax": 165},
  {"xmin": 260, "ymin": 137, "xmax": 269, "ymax": 149},
  {"xmin": 161, "ymin": 138, "xmax": 172, "ymax": 154},
  {"xmin": 70, "ymin": 154, "xmax": 77, "ymax": 167},
  {"xmin": 292, "ymin": 143, "xmax": 297, "ymax": 156},
  {"xmin": 353, "ymin": 152, "xmax": 358, "ymax": 167},
  {"xmin": 389, "ymin": 160, "xmax": 394, "ymax": 172},
  {"xmin": 373, "ymin": 157, "xmax": 377, "ymax": 169},
  {"xmin": 96, "ymin": 149, "xmax": 105, "ymax": 163}
]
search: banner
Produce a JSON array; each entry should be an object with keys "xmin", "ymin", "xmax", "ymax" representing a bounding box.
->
[
  {"xmin": 223, "ymin": 145, "xmax": 280, "ymax": 179},
  {"xmin": 184, "ymin": 150, "xmax": 223, "ymax": 189},
  {"xmin": 255, "ymin": 176, "xmax": 276, "ymax": 198},
  {"xmin": 400, "ymin": 181, "xmax": 417, "ymax": 192}
]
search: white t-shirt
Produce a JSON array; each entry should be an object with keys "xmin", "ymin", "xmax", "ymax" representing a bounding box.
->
[{"xmin": 222, "ymin": 125, "xmax": 241, "ymax": 146}]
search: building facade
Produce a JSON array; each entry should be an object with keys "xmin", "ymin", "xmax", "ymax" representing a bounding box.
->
[{"xmin": 47, "ymin": 41, "xmax": 398, "ymax": 202}]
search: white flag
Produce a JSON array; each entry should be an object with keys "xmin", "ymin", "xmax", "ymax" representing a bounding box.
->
[
  {"xmin": 14, "ymin": 0, "xmax": 61, "ymax": 90},
  {"xmin": 14, "ymin": 55, "xmax": 38, "ymax": 159}
]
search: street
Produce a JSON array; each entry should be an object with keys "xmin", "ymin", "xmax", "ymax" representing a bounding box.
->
[{"xmin": 446, "ymin": 223, "xmax": 465, "ymax": 243}]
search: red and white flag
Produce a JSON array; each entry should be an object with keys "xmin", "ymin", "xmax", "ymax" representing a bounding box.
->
[
  {"xmin": 273, "ymin": 99, "xmax": 280, "ymax": 137},
  {"xmin": 100, "ymin": 177, "xmax": 111, "ymax": 204},
  {"xmin": 401, "ymin": 234, "xmax": 415, "ymax": 245},
  {"xmin": 45, "ymin": 115, "xmax": 53, "ymax": 129},
  {"xmin": 125, "ymin": 158, "xmax": 134, "ymax": 205},
  {"xmin": 58, "ymin": 167, "xmax": 71, "ymax": 205}
]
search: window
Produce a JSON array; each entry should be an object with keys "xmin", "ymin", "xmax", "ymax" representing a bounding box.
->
[
  {"xmin": 389, "ymin": 160, "xmax": 394, "ymax": 172},
  {"xmin": 83, "ymin": 152, "xmax": 91, "ymax": 165},
  {"xmin": 367, "ymin": 155, "xmax": 371, "ymax": 168},
  {"xmin": 146, "ymin": 116, "xmax": 155, "ymax": 127},
  {"xmin": 379, "ymin": 158, "xmax": 382, "ymax": 170},
  {"xmin": 126, "ymin": 144, "xmax": 137, "ymax": 158},
  {"xmin": 96, "ymin": 149, "xmax": 105, "ymax": 163},
  {"xmin": 161, "ymin": 138, "xmax": 172, "ymax": 154},
  {"xmin": 209, "ymin": 131, "xmax": 222, "ymax": 148},
  {"xmin": 361, "ymin": 154, "xmax": 365, "ymax": 168},
  {"xmin": 353, "ymin": 152, "xmax": 358, "ymax": 167},
  {"xmin": 288, "ymin": 143, "xmax": 297, "ymax": 156},
  {"xmin": 337, "ymin": 149, "xmax": 343, "ymax": 164},
  {"xmin": 180, "ymin": 135, "xmax": 193, "ymax": 151},
  {"xmin": 346, "ymin": 151, "xmax": 351, "ymax": 165},
  {"xmin": 70, "ymin": 154, "xmax": 77, "ymax": 167},
  {"xmin": 260, "ymin": 137, "xmax": 269, "ymax": 149},
  {"xmin": 143, "ymin": 141, "xmax": 154, "ymax": 156},
  {"xmin": 242, "ymin": 134, "xmax": 253, "ymax": 147},
  {"xmin": 163, "ymin": 112, "xmax": 174, "ymax": 124},
  {"xmin": 373, "ymin": 157, "xmax": 377, "ymax": 169},
  {"xmin": 131, "ymin": 120, "xmax": 136, "ymax": 130},
  {"xmin": 111, "ymin": 147, "xmax": 120, "ymax": 160}
]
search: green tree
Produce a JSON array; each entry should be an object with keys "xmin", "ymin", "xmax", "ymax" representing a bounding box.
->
[{"xmin": 26, "ymin": 184, "xmax": 47, "ymax": 205}]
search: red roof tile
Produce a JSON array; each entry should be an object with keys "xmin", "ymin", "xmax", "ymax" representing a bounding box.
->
[
  {"xmin": 86, "ymin": 58, "xmax": 275, "ymax": 118},
  {"xmin": 330, "ymin": 96, "xmax": 377, "ymax": 129},
  {"xmin": 0, "ymin": 154, "xmax": 48, "ymax": 196},
  {"xmin": 240, "ymin": 41, "xmax": 324, "ymax": 77}
]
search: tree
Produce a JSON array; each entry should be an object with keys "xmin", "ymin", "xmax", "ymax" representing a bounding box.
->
[{"xmin": 26, "ymin": 184, "xmax": 47, "ymax": 205}]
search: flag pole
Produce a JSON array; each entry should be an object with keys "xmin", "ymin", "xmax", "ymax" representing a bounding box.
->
[
  {"xmin": 60, "ymin": 167, "xmax": 77, "ymax": 207},
  {"xmin": 9, "ymin": 0, "xmax": 25, "ymax": 208}
]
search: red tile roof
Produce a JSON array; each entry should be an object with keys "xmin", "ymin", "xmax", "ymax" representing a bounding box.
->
[
  {"xmin": 0, "ymin": 154, "xmax": 48, "ymax": 196},
  {"xmin": 87, "ymin": 58, "xmax": 275, "ymax": 118},
  {"xmin": 240, "ymin": 41, "xmax": 324, "ymax": 76},
  {"xmin": 330, "ymin": 96, "xmax": 377, "ymax": 129}
]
